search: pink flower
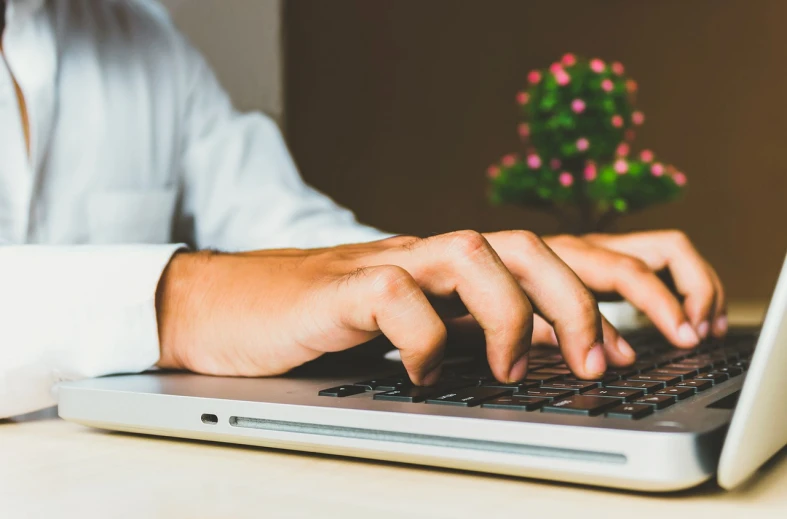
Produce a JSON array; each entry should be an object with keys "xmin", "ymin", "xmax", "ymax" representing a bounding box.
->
[
  {"xmin": 576, "ymin": 137, "xmax": 589, "ymax": 151},
  {"xmin": 527, "ymin": 154, "xmax": 542, "ymax": 169},
  {"xmin": 555, "ymin": 70, "xmax": 571, "ymax": 86},
  {"xmin": 550, "ymin": 158, "xmax": 562, "ymax": 170},
  {"xmin": 590, "ymin": 58, "xmax": 605, "ymax": 73},
  {"xmin": 640, "ymin": 149, "xmax": 654, "ymax": 162},
  {"xmin": 611, "ymin": 61, "xmax": 625, "ymax": 75},
  {"xmin": 584, "ymin": 162, "xmax": 597, "ymax": 181},
  {"xmin": 559, "ymin": 172, "xmax": 574, "ymax": 187},
  {"xmin": 571, "ymin": 98, "xmax": 586, "ymax": 114},
  {"xmin": 528, "ymin": 70, "xmax": 542, "ymax": 84},
  {"xmin": 611, "ymin": 115, "xmax": 624, "ymax": 128},
  {"xmin": 651, "ymin": 163, "xmax": 665, "ymax": 176},
  {"xmin": 614, "ymin": 159, "xmax": 629, "ymax": 174},
  {"xmin": 518, "ymin": 123, "xmax": 530, "ymax": 138},
  {"xmin": 616, "ymin": 142, "xmax": 630, "ymax": 157},
  {"xmin": 625, "ymin": 129, "xmax": 636, "ymax": 142},
  {"xmin": 516, "ymin": 91, "xmax": 529, "ymax": 105},
  {"xmin": 549, "ymin": 62, "xmax": 563, "ymax": 74},
  {"xmin": 601, "ymin": 79, "xmax": 614, "ymax": 92},
  {"xmin": 632, "ymin": 111, "xmax": 645, "ymax": 125},
  {"xmin": 626, "ymin": 79, "xmax": 638, "ymax": 93},
  {"xmin": 673, "ymin": 172, "xmax": 687, "ymax": 186},
  {"xmin": 561, "ymin": 53, "xmax": 577, "ymax": 67},
  {"xmin": 487, "ymin": 165, "xmax": 501, "ymax": 179},
  {"xmin": 502, "ymin": 154, "xmax": 518, "ymax": 167}
]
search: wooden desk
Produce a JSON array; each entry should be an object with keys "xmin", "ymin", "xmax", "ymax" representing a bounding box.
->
[{"xmin": 2, "ymin": 302, "xmax": 785, "ymax": 518}]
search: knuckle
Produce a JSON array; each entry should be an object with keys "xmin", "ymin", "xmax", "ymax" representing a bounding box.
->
[
  {"xmin": 367, "ymin": 265, "xmax": 415, "ymax": 300},
  {"xmin": 665, "ymin": 229, "xmax": 690, "ymax": 247},
  {"xmin": 620, "ymin": 256, "xmax": 651, "ymax": 276},
  {"xmin": 510, "ymin": 230, "xmax": 545, "ymax": 251},
  {"xmin": 443, "ymin": 230, "xmax": 490, "ymax": 258}
]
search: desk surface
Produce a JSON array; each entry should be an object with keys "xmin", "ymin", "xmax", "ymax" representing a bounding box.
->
[{"xmin": 2, "ymin": 302, "xmax": 785, "ymax": 519}]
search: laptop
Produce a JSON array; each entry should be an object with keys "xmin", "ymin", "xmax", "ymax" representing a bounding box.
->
[{"xmin": 57, "ymin": 254, "xmax": 787, "ymax": 492}]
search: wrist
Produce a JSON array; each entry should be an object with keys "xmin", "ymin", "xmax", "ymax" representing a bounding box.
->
[{"xmin": 155, "ymin": 250, "xmax": 213, "ymax": 370}]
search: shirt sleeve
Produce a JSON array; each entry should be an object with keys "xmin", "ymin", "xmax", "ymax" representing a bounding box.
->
[
  {"xmin": 0, "ymin": 244, "xmax": 183, "ymax": 418},
  {"xmin": 173, "ymin": 30, "xmax": 393, "ymax": 251}
]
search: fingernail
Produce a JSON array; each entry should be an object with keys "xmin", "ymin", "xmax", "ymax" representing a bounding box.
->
[
  {"xmin": 714, "ymin": 315, "xmax": 728, "ymax": 335},
  {"xmin": 584, "ymin": 343, "xmax": 607, "ymax": 377},
  {"xmin": 422, "ymin": 365, "xmax": 443, "ymax": 386},
  {"xmin": 616, "ymin": 337, "xmax": 636, "ymax": 362},
  {"xmin": 696, "ymin": 321, "xmax": 710, "ymax": 340},
  {"xmin": 678, "ymin": 322, "xmax": 700, "ymax": 346},
  {"xmin": 508, "ymin": 354, "xmax": 529, "ymax": 382}
]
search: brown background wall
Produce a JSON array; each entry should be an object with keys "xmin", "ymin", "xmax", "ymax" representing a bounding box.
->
[{"xmin": 284, "ymin": 0, "xmax": 787, "ymax": 299}]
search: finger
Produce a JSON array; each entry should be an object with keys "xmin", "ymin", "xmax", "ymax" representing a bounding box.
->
[
  {"xmin": 383, "ymin": 231, "xmax": 534, "ymax": 383},
  {"xmin": 534, "ymin": 312, "xmax": 635, "ymax": 367},
  {"xmin": 586, "ymin": 230, "xmax": 721, "ymax": 340},
  {"xmin": 599, "ymin": 315, "xmax": 636, "ymax": 367},
  {"xmin": 551, "ymin": 238, "xmax": 699, "ymax": 349},
  {"xmin": 483, "ymin": 230, "xmax": 606, "ymax": 380},
  {"xmin": 533, "ymin": 315, "xmax": 558, "ymax": 345},
  {"xmin": 708, "ymin": 267, "xmax": 728, "ymax": 337},
  {"xmin": 338, "ymin": 265, "xmax": 448, "ymax": 385}
]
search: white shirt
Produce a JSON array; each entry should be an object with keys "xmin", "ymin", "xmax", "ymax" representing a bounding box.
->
[{"xmin": 0, "ymin": 0, "xmax": 388, "ymax": 418}]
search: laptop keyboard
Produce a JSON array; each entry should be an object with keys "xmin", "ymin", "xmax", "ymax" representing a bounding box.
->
[{"xmin": 318, "ymin": 330, "xmax": 756, "ymax": 420}]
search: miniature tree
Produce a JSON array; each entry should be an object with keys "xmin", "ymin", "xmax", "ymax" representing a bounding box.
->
[{"xmin": 487, "ymin": 54, "xmax": 686, "ymax": 233}]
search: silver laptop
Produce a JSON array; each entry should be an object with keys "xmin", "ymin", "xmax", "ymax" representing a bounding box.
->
[{"xmin": 57, "ymin": 254, "xmax": 787, "ymax": 492}]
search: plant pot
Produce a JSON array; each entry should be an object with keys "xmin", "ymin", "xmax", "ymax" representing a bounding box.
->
[{"xmin": 598, "ymin": 300, "xmax": 649, "ymax": 332}]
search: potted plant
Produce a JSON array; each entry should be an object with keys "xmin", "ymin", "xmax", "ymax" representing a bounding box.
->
[{"xmin": 487, "ymin": 53, "xmax": 686, "ymax": 329}]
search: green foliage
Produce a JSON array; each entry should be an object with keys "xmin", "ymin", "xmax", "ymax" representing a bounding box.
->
[{"xmin": 488, "ymin": 54, "xmax": 686, "ymax": 232}]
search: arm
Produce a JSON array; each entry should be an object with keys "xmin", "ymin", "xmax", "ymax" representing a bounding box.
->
[
  {"xmin": 175, "ymin": 38, "xmax": 388, "ymax": 251},
  {"xmin": 0, "ymin": 244, "xmax": 181, "ymax": 418}
]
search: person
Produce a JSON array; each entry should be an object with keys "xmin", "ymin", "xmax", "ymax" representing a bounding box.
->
[{"xmin": 0, "ymin": 0, "xmax": 726, "ymax": 419}]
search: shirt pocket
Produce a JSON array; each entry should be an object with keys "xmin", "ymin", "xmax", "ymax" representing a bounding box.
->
[{"xmin": 86, "ymin": 188, "xmax": 177, "ymax": 244}]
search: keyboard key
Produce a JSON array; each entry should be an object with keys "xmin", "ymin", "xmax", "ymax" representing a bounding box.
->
[
  {"xmin": 714, "ymin": 366, "xmax": 743, "ymax": 377},
  {"xmin": 524, "ymin": 373, "xmax": 563, "ymax": 383},
  {"xmin": 676, "ymin": 379, "xmax": 713, "ymax": 392},
  {"xmin": 670, "ymin": 361, "xmax": 713, "ymax": 372},
  {"xmin": 650, "ymin": 351, "xmax": 690, "ymax": 366},
  {"xmin": 662, "ymin": 364, "xmax": 700, "ymax": 376},
  {"xmin": 656, "ymin": 386, "xmax": 696, "ymax": 400},
  {"xmin": 481, "ymin": 395, "xmax": 550, "ymax": 411},
  {"xmin": 649, "ymin": 368, "xmax": 697, "ymax": 380},
  {"xmin": 695, "ymin": 372, "xmax": 730, "ymax": 384},
  {"xmin": 353, "ymin": 378, "xmax": 411, "ymax": 391},
  {"xmin": 731, "ymin": 360, "xmax": 750, "ymax": 370},
  {"xmin": 426, "ymin": 387, "xmax": 512, "ymax": 407},
  {"xmin": 563, "ymin": 375, "xmax": 618, "ymax": 385},
  {"xmin": 319, "ymin": 385, "xmax": 367, "ymax": 397},
  {"xmin": 480, "ymin": 380, "xmax": 539, "ymax": 392},
  {"xmin": 542, "ymin": 395, "xmax": 620, "ymax": 416},
  {"xmin": 629, "ymin": 373, "xmax": 682, "ymax": 386},
  {"xmin": 634, "ymin": 394, "xmax": 676, "ymax": 409},
  {"xmin": 583, "ymin": 388, "xmax": 644, "ymax": 401},
  {"xmin": 606, "ymin": 404, "xmax": 654, "ymax": 419},
  {"xmin": 541, "ymin": 381, "xmax": 600, "ymax": 393},
  {"xmin": 630, "ymin": 361, "xmax": 659, "ymax": 373},
  {"xmin": 532, "ymin": 368, "xmax": 573, "ymax": 376},
  {"xmin": 523, "ymin": 388, "xmax": 575, "ymax": 401},
  {"xmin": 605, "ymin": 368, "xmax": 638, "ymax": 378},
  {"xmin": 374, "ymin": 382, "xmax": 471, "ymax": 403},
  {"xmin": 605, "ymin": 380, "xmax": 665, "ymax": 393}
]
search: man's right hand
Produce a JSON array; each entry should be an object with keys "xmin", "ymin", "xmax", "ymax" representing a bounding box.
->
[{"xmin": 155, "ymin": 231, "xmax": 610, "ymax": 385}]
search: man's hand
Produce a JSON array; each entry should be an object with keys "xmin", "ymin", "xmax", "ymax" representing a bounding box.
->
[
  {"xmin": 156, "ymin": 231, "xmax": 610, "ymax": 385},
  {"xmin": 540, "ymin": 230, "xmax": 726, "ymax": 347}
]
